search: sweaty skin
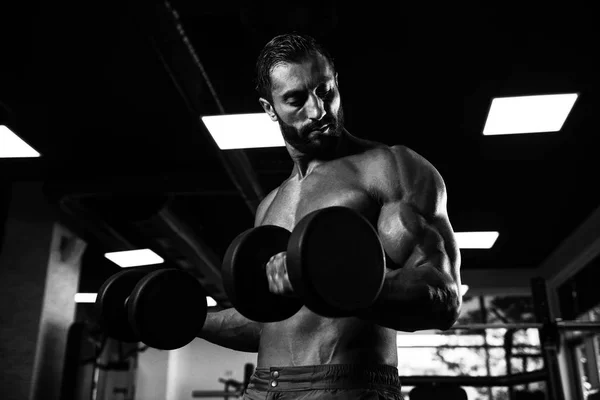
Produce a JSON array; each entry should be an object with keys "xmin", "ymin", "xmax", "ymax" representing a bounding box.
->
[{"xmin": 256, "ymin": 133, "xmax": 399, "ymax": 368}]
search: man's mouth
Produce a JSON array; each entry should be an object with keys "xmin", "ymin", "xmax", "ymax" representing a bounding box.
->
[{"xmin": 313, "ymin": 124, "xmax": 331, "ymax": 133}]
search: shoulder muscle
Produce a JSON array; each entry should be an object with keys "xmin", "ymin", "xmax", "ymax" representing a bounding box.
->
[
  {"xmin": 385, "ymin": 145, "xmax": 447, "ymax": 219},
  {"xmin": 254, "ymin": 187, "xmax": 279, "ymax": 227}
]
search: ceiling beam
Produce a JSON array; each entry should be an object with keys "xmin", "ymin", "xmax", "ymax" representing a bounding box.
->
[
  {"xmin": 539, "ymin": 204, "xmax": 600, "ymax": 291},
  {"xmin": 143, "ymin": 0, "xmax": 265, "ymax": 213}
]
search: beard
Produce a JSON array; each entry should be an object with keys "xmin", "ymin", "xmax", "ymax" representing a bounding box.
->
[{"xmin": 277, "ymin": 106, "xmax": 345, "ymax": 159}]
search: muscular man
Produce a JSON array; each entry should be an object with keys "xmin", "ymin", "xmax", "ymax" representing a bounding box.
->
[{"xmin": 199, "ymin": 33, "xmax": 462, "ymax": 400}]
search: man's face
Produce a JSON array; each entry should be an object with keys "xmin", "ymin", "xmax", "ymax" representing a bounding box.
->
[{"xmin": 260, "ymin": 53, "xmax": 344, "ymax": 158}]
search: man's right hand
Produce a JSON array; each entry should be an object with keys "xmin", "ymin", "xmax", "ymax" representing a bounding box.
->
[{"xmin": 265, "ymin": 251, "xmax": 295, "ymax": 297}]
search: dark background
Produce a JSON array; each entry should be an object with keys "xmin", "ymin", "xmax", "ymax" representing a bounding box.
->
[{"xmin": 1, "ymin": 1, "xmax": 598, "ymax": 307}]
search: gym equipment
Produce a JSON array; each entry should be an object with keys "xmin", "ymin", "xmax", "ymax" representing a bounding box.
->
[
  {"xmin": 96, "ymin": 266, "xmax": 207, "ymax": 350},
  {"xmin": 222, "ymin": 224, "xmax": 303, "ymax": 322},
  {"xmin": 192, "ymin": 363, "xmax": 255, "ymax": 399},
  {"xmin": 96, "ymin": 266, "xmax": 161, "ymax": 343},
  {"xmin": 222, "ymin": 206, "xmax": 386, "ymax": 322},
  {"xmin": 398, "ymin": 278, "xmax": 600, "ymax": 400},
  {"xmin": 410, "ymin": 384, "xmax": 467, "ymax": 400}
]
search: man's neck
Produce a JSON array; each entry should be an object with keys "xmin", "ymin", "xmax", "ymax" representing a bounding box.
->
[
  {"xmin": 288, "ymin": 130, "xmax": 352, "ymax": 181},
  {"xmin": 291, "ymin": 158, "xmax": 323, "ymax": 180}
]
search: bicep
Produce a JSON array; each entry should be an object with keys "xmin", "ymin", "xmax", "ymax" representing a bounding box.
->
[
  {"xmin": 379, "ymin": 145, "xmax": 460, "ymax": 275},
  {"xmin": 378, "ymin": 201, "xmax": 461, "ymax": 295},
  {"xmin": 378, "ymin": 201, "xmax": 444, "ymax": 267}
]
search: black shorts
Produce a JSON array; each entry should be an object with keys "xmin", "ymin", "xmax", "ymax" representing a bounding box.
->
[{"xmin": 243, "ymin": 364, "xmax": 404, "ymax": 400}]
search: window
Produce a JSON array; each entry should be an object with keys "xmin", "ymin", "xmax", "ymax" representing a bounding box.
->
[{"xmin": 398, "ymin": 294, "xmax": 544, "ymax": 400}]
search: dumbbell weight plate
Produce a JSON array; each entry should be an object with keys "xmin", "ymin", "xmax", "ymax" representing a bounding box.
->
[
  {"xmin": 287, "ymin": 206, "xmax": 386, "ymax": 318},
  {"xmin": 222, "ymin": 226, "xmax": 304, "ymax": 322},
  {"xmin": 127, "ymin": 268, "xmax": 208, "ymax": 350},
  {"xmin": 95, "ymin": 267, "xmax": 162, "ymax": 342}
]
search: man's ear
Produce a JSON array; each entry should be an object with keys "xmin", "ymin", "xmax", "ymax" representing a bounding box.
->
[{"xmin": 259, "ymin": 98, "xmax": 278, "ymax": 122}]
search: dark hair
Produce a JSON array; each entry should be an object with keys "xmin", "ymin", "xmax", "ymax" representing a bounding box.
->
[{"xmin": 255, "ymin": 33, "xmax": 336, "ymax": 103}]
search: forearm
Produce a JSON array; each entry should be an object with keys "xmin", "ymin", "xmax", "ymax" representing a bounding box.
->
[
  {"xmin": 197, "ymin": 308, "xmax": 262, "ymax": 353},
  {"xmin": 361, "ymin": 266, "xmax": 461, "ymax": 332}
]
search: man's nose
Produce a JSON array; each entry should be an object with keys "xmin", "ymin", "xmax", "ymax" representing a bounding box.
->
[{"xmin": 306, "ymin": 93, "xmax": 326, "ymax": 121}]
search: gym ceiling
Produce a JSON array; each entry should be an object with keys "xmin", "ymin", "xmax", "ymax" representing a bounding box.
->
[{"xmin": 1, "ymin": 2, "xmax": 598, "ymax": 308}]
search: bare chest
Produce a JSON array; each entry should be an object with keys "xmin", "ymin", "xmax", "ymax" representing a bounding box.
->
[{"xmin": 261, "ymin": 159, "xmax": 382, "ymax": 232}]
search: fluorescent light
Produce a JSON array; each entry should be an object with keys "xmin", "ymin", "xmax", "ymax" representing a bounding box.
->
[
  {"xmin": 75, "ymin": 293, "xmax": 97, "ymax": 303},
  {"xmin": 206, "ymin": 297, "xmax": 217, "ymax": 307},
  {"xmin": 201, "ymin": 113, "xmax": 284, "ymax": 150},
  {"xmin": 0, "ymin": 125, "xmax": 41, "ymax": 158},
  {"xmin": 455, "ymin": 231, "xmax": 499, "ymax": 249},
  {"xmin": 104, "ymin": 249, "xmax": 164, "ymax": 268},
  {"xmin": 483, "ymin": 93, "xmax": 578, "ymax": 135}
]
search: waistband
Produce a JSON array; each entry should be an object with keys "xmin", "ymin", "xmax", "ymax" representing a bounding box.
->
[{"xmin": 247, "ymin": 364, "xmax": 402, "ymax": 394}]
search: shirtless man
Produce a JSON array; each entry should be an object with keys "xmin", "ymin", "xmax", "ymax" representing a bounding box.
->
[{"xmin": 198, "ymin": 33, "xmax": 462, "ymax": 399}]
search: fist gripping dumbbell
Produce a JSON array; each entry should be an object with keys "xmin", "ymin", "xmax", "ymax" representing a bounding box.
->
[{"xmin": 221, "ymin": 206, "xmax": 387, "ymax": 322}]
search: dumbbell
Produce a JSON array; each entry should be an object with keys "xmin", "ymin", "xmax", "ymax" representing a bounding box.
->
[
  {"xmin": 95, "ymin": 266, "xmax": 208, "ymax": 350},
  {"xmin": 221, "ymin": 206, "xmax": 387, "ymax": 322}
]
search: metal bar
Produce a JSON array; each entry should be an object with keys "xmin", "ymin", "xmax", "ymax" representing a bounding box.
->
[
  {"xmin": 155, "ymin": 1, "xmax": 265, "ymax": 214},
  {"xmin": 556, "ymin": 320, "xmax": 600, "ymax": 331},
  {"xmin": 445, "ymin": 321, "xmax": 600, "ymax": 332},
  {"xmin": 447, "ymin": 322, "xmax": 543, "ymax": 331},
  {"xmin": 398, "ymin": 344, "xmax": 541, "ymax": 349},
  {"xmin": 531, "ymin": 277, "xmax": 564, "ymax": 400},
  {"xmin": 510, "ymin": 354, "xmax": 543, "ymax": 358},
  {"xmin": 400, "ymin": 369, "xmax": 548, "ymax": 387},
  {"xmin": 479, "ymin": 296, "xmax": 494, "ymax": 399}
]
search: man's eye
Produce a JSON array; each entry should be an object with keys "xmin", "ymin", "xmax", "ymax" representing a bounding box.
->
[{"xmin": 318, "ymin": 89, "xmax": 333, "ymax": 99}]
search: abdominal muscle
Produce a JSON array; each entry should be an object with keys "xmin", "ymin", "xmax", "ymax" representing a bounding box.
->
[{"xmin": 257, "ymin": 307, "xmax": 398, "ymax": 368}]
